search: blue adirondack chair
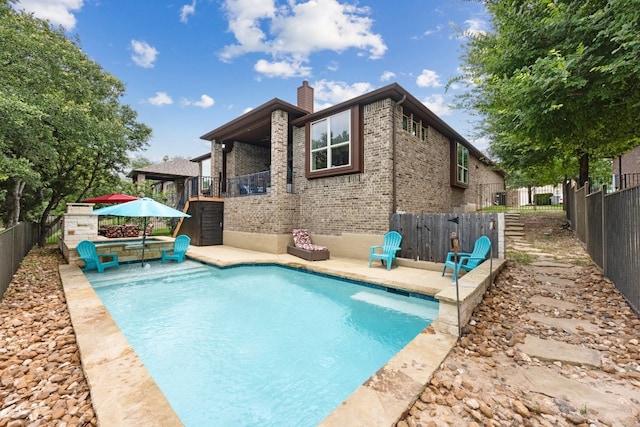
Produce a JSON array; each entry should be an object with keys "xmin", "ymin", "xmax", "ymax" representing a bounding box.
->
[
  {"xmin": 368, "ymin": 231, "xmax": 403, "ymax": 271},
  {"xmin": 161, "ymin": 235, "xmax": 191, "ymax": 264},
  {"xmin": 76, "ymin": 240, "xmax": 119, "ymax": 274},
  {"xmin": 442, "ymin": 235, "xmax": 492, "ymax": 281}
]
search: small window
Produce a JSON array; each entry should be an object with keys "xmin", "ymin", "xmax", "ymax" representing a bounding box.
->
[
  {"xmin": 402, "ymin": 115, "xmax": 409, "ymax": 131},
  {"xmin": 421, "ymin": 126, "xmax": 427, "ymax": 141},
  {"xmin": 411, "ymin": 121, "xmax": 418, "ymax": 137},
  {"xmin": 456, "ymin": 142, "xmax": 469, "ymax": 185}
]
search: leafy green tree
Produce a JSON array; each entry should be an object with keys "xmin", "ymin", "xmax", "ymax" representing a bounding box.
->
[
  {"xmin": 0, "ymin": 1, "xmax": 151, "ymax": 245},
  {"xmin": 453, "ymin": 0, "xmax": 640, "ymax": 185}
]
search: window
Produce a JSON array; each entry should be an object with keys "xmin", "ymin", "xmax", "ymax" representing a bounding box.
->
[
  {"xmin": 402, "ymin": 114, "xmax": 409, "ymax": 131},
  {"xmin": 310, "ymin": 110, "xmax": 350, "ymax": 171},
  {"xmin": 452, "ymin": 142, "xmax": 469, "ymax": 187},
  {"xmin": 305, "ymin": 106, "xmax": 362, "ymax": 178}
]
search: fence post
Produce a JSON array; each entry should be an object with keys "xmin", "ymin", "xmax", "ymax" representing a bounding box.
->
[{"xmin": 601, "ymin": 185, "xmax": 607, "ymax": 275}]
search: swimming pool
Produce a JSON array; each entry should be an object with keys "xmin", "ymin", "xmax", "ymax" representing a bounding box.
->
[{"xmin": 86, "ymin": 260, "xmax": 438, "ymax": 426}]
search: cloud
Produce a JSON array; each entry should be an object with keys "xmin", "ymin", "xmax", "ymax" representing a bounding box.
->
[
  {"xmin": 462, "ymin": 19, "xmax": 487, "ymax": 38},
  {"xmin": 183, "ymin": 94, "xmax": 215, "ymax": 108},
  {"xmin": 380, "ymin": 71, "xmax": 396, "ymax": 82},
  {"xmin": 411, "ymin": 24, "xmax": 443, "ymax": 40},
  {"xmin": 313, "ymin": 80, "xmax": 374, "ymax": 110},
  {"xmin": 471, "ymin": 136, "xmax": 490, "ymax": 153},
  {"xmin": 180, "ymin": 0, "xmax": 197, "ymax": 23},
  {"xmin": 421, "ymin": 94, "xmax": 451, "ymax": 117},
  {"xmin": 254, "ymin": 59, "xmax": 311, "ymax": 78},
  {"xmin": 14, "ymin": 0, "xmax": 83, "ymax": 30},
  {"xmin": 220, "ymin": 0, "xmax": 387, "ymax": 78},
  {"xmin": 147, "ymin": 92, "xmax": 173, "ymax": 106},
  {"xmin": 423, "ymin": 24, "xmax": 443, "ymax": 36},
  {"xmin": 416, "ymin": 69, "xmax": 442, "ymax": 88},
  {"xmin": 131, "ymin": 40, "xmax": 159, "ymax": 68}
]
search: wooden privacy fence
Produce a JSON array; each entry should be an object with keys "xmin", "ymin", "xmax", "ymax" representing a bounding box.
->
[
  {"xmin": 565, "ymin": 180, "xmax": 640, "ymax": 314},
  {"xmin": 390, "ymin": 212, "xmax": 500, "ymax": 264},
  {"xmin": 0, "ymin": 222, "xmax": 40, "ymax": 300}
]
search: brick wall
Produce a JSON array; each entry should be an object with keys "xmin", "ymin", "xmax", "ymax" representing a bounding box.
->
[
  {"xmin": 613, "ymin": 146, "xmax": 640, "ymax": 175},
  {"xmin": 292, "ymin": 99, "xmax": 394, "ymax": 235},
  {"xmin": 223, "ymin": 110, "xmax": 299, "ymax": 235},
  {"xmin": 230, "ymin": 142, "xmax": 270, "ymax": 176},
  {"xmin": 395, "ymin": 112, "xmax": 452, "ymax": 213},
  {"xmin": 219, "ymin": 98, "xmax": 504, "ymax": 253}
]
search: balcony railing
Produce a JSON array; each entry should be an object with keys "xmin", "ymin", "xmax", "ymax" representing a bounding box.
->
[
  {"xmin": 184, "ymin": 176, "xmax": 220, "ymax": 199},
  {"xmin": 226, "ymin": 171, "xmax": 271, "ymax": 198}
]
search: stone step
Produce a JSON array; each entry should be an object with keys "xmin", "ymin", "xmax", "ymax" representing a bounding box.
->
[
  {"xmin": 517, "ymin": 335, "xmax": 601, "ymax": 367},
  {"xmin": 505, "ymin": 231, "xmax": 525, "ymax": 237},
  {"xmin": 505, "ymin": 222, "xmax": 524, "ymax": 227}
]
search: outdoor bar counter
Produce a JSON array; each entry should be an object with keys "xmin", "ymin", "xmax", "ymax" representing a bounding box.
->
[{"xmin": 63, "ymin": 237, "xmax": 176, "ymax": 267}]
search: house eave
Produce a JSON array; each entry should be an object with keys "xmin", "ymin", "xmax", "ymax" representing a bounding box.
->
[
  {"xmin": 199, "ymin": 98, "xmax": 309, "ymax": 143},
  {"xmin": 290, "ymin": 82, "xmax": 492, "ymax": 164}
]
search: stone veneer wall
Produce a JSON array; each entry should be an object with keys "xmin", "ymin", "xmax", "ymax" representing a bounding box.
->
[{"xmin": 61, "ymin": 203, "xmax": 98, "ymax": 243}]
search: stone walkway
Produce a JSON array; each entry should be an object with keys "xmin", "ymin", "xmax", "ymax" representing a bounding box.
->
[{"xmin": 397, "ymin": 211, "xmax": 640, "ymax": 426}]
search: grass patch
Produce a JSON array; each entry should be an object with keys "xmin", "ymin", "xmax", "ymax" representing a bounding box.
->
[
  {"xmin": 150, "ymin": 228, "xmax": 171, "ymax": 236},
  {"xmin": 508, "ymin": 250, "xmax": 533, "ymax": 264}
]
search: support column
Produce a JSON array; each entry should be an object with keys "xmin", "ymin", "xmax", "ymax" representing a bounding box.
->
[{"xmin": 270, "ymin": 110, "xmax": 289, "ymax": 196}]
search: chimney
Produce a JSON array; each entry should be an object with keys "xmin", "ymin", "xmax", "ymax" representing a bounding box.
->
[{"xmin": 297, "ymin": 80, "xmax": 314, "ymax": 113}]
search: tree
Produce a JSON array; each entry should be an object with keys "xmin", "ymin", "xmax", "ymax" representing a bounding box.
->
[
  {"xmin": 0, "ymin": 1, "xmax": 152, "ymax": 245},
  {"xmin": 453, "ymin": 0, "xmax": 640, "ymax": 185}
]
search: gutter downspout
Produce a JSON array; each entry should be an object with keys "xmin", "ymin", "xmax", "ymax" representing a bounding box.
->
[{"xmin": 392, "ymin": 95, "xmax": 406, "ymax": 214}]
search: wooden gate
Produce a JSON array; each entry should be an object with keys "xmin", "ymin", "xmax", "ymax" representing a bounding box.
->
[{"xmin": 181, "ymin": 200, "xmax": 224, "ymax": 246}]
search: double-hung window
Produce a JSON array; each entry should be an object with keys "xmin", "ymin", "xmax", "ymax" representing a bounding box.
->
[
  {"xmin": 303, "ymin": 105, "xmax": 362, "ymax": 179},
  {"xmin": 310, "ymin": 110, "xmax": 351, "ymax": 171},
  {"xmin": 452, "ymin": 141, "xmax": 469, "ymax": 187}
]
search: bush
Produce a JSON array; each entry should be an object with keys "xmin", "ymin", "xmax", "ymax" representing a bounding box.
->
[{"xmin": 534, "ymin": 193, "xmax": 553, "ymax": 206}]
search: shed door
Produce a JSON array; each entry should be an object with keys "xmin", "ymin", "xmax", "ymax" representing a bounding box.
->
[{"xmin": 200, "ymin": 202, "xmax": 223, "ymax": 245}]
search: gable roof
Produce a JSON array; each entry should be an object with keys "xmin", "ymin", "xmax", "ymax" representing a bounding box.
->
[
  {"xmin": 128, "ymin": 158, "xmax": 199, "ymax": 181},
  {"xmin": 291, "ymin": 82, "xmax": 488, "ymax": 160}
]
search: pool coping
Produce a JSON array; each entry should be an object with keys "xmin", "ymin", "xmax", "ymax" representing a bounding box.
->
[{"xmin": 61, "ymin": 249, "xmax": 503, "ymax": 426}]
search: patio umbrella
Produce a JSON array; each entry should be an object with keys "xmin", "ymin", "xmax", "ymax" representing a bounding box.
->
[
  {"xmin": 92, "ymin": 197, "xmax": 191, "ymax": 267},
  {"xmin": 83, "ymin": 193, "xmax": 140, "ymax": 204}
]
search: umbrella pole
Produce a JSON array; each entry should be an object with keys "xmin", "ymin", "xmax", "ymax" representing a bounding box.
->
[{"xmin": 141, "ymin": 217, "xmax": 147, "ymax": 267}]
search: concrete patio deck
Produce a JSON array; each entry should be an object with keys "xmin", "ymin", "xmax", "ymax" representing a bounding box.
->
[{"xmin": 60, "ymin": 245, "xmax": 504, "ymax": 426}]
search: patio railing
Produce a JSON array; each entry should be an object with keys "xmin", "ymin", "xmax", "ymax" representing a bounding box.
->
[{"xmin": 226, "ymin": 171, "xmax": 271, "ymax": 198}]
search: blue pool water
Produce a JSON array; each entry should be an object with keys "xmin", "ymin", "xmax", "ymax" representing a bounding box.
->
[{"xmin": 86, "ymin": 260, "xmax": 438, "ymax": 427}]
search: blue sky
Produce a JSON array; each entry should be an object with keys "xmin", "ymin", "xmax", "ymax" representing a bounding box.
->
[{"xmin": 14, "ymin": 0, "xmax": 491, "ymax": 163}]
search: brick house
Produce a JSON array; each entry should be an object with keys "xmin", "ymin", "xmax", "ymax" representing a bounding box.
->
[
  {"xmin": 199, "ymin": 81, "xmax": 504, "ymax": 259},
  {"xmin": 612, "ymin": 146, "xmax": 640, "ymax": 190}
]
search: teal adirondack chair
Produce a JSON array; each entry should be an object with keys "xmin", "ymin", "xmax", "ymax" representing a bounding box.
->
[
  {"xmin": 368, "ymin": 231, "xmax": 402, "ymax": 271},
  {"xmin": 442, "ymin": 235, "xmax": 491, "ymax": 281},
  {"xmin": 161, "ymin": 235, "xmax": 191, "ymax": 264},
  {"xmin": 77, "ymin": 240, "xmax": 119, "ymax": 274}
]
